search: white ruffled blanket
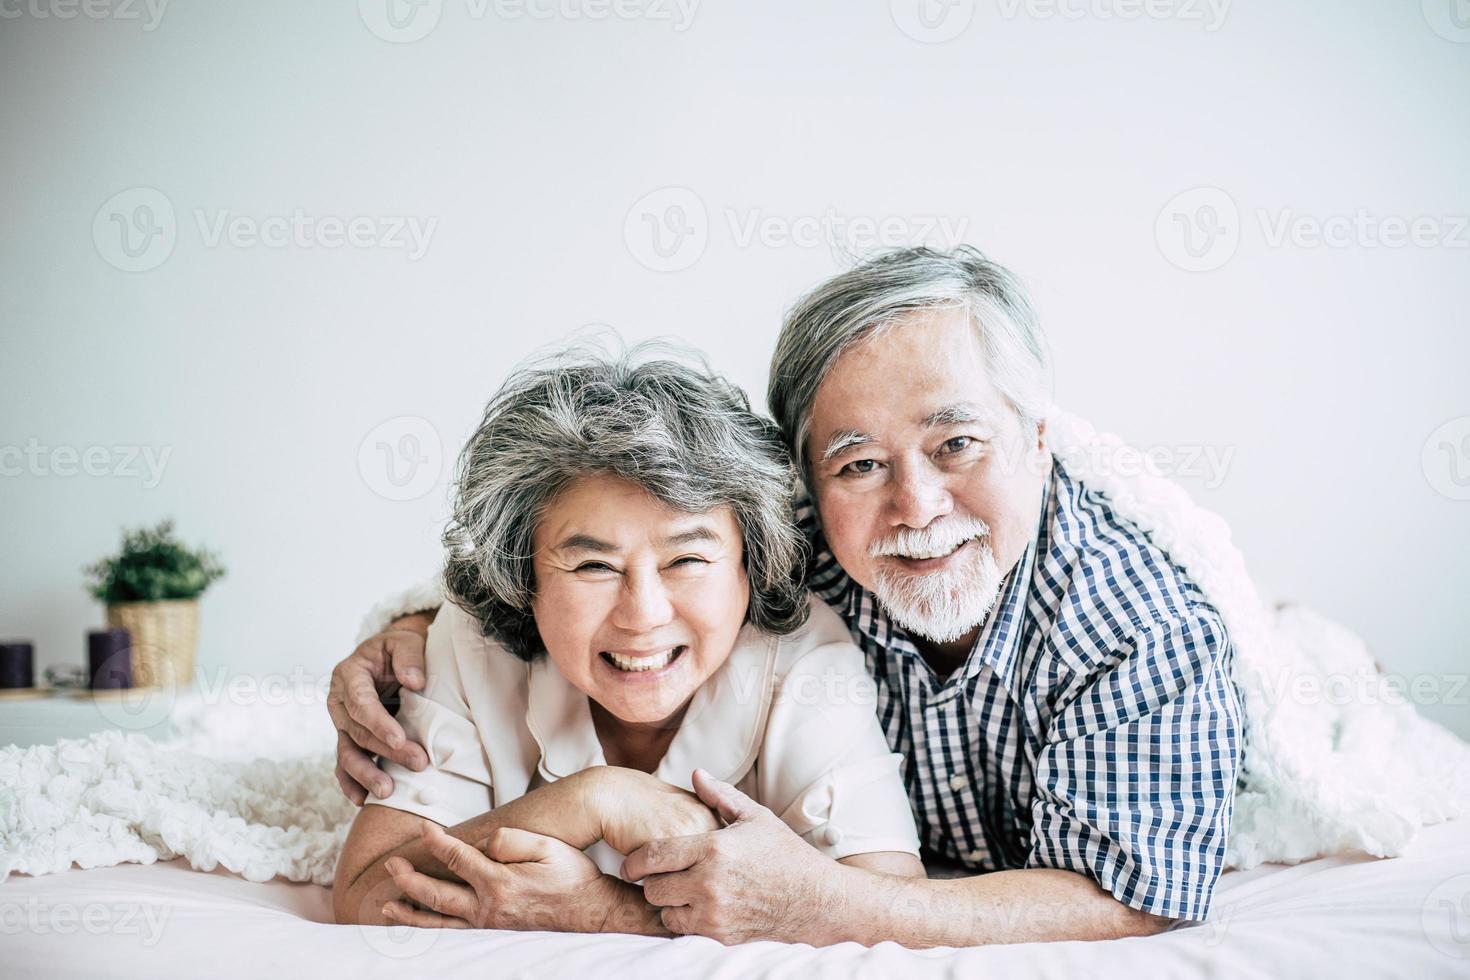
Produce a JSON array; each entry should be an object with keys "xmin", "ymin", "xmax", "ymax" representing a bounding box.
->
[{"xmin": 3, "ymin": 410, "xmax": 1468, "ymax": 886}]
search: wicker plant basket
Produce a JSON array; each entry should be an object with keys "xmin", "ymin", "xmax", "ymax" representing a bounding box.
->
[{"xmin": 106, "ymin": 599, "xmax": 199, "ymax": 688}]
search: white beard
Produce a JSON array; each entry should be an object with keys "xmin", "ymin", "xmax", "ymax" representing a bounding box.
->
[{"xmin": 869, "ymin": 517, "xmax": 1005, "ymax": 644}]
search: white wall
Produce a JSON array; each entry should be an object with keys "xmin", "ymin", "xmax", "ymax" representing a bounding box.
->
[{"xmin": 1, "ymin": 0, "xmax": 1466, "ymax": 736}]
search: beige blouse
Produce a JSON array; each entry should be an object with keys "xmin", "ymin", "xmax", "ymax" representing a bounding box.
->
[{"xmin": 369, "ymin": 594, "xmax": 920, "ymax": 875}]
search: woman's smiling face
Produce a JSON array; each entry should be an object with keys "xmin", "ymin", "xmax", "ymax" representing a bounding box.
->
[{"xmin": 530, "ymin": 474, "xmax": 751, "ymax": 727}]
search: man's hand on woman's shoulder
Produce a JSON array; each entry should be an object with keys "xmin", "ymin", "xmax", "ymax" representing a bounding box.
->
[{"xmin": 328, "ymin": 611, "xmax": 437, "ymax": 805}]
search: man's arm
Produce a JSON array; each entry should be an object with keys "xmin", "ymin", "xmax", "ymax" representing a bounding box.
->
[
  {"xmin": 788, "ymin": 863, "xmax": 1170, "ymax": 947},
  {"xmin": 626, "ymin": 770, "xmax": 1169, "ymax": 947}
]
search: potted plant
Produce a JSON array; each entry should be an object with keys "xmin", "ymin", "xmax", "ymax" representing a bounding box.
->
[{"xmin": 85, "ymin": 520, "xmax": 225, "ymax": 688}]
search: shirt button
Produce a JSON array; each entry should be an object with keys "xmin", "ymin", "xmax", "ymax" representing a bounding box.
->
[
  {"xmin": 415, "ymin": 788, "xmax": 435, "ymax": 806},
  {"xmin": 966, "ymin": 849, "xmax": 985, "ymax": 864},
  {"xmin": 821, "ymin": 826, "xmax": 843, "ymax": 847},
  {"xmin": 949, "ymin": 772, "xmax": 967, "ymax": 790}
]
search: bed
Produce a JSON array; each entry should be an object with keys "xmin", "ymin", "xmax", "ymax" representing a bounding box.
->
[{"xmin": 6, "ymin": 816, "xmax": 1468, "ymax": 979}]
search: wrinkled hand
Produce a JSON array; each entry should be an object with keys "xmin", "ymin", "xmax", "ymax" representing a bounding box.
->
[
  {"xmin": 328, "ymin": 625, "xmax": 431, "ymax": 805},
  {"xmin": 591, "ymin": 767, "xmax": 720, "ymax": 855},
  {"xmin": 382, "ymin": 823, "xmax": 619, "ymax": 933},
  {"xmin": 621, "ymin": 769, "xmax": 840, "ymax": 945}
]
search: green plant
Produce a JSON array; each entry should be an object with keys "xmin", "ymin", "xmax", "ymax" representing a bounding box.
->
[{"xmin": 85, "ymin": 519, "xmax": 226, "ymax": 604}]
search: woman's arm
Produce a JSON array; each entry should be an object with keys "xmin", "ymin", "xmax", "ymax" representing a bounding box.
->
[
  {"xmin": 333, "ymin": 766, "xmax": 718, "ymax": 926},
  {"xmin": 839, "ymin": 851, "xmax": 926, "ymax": 877},
  {"xmin": 336, "ymin": 767, "xmax": 605, "ymax": 925}
]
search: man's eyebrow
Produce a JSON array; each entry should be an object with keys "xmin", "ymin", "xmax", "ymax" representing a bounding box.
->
[
  {"xmin": 663, "ymin": 526, "xmax": 720, "ymax": 547},
  {"xmin": 921, "ymin": 404, "xmax": 988, "ymax": 428},
  {"xmin": 820, "ymin": 429, "xmax": 875, "ymax": 462},
  {"xmin": 554, "ymin": 533, "xmax": 619, "ymax": 553}
]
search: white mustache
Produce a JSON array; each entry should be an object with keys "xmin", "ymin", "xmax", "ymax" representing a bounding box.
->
[{"xmin": 870, "ymin": 516, "xmax": 991, "ymax": 560}]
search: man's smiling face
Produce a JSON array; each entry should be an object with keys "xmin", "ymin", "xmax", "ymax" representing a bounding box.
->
[{"xmin": 806, "ymin": 307, "xmax": 1051, "ymax": 652}]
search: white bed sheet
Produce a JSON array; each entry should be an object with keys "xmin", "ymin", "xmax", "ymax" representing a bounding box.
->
[{"xmin": 6, "ymin": 818, "xmax": 1469, "ymax": 980}]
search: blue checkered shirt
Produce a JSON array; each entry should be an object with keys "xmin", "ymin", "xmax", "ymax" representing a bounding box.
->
[{"xmin": 800, "ymin": 458, "xmax": 1244, "ymax": 921}]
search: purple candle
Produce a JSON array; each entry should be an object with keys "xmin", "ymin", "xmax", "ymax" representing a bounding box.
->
[
  {"xmin": 88, "ymin": 629, "xmax": 133, "ymax": 690},
  {"xmin": 0, "ymin": 642, "xmax": 34, "ymax": 689}
]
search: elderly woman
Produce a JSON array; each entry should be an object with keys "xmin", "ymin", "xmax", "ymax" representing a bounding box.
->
[{"xmin": 332, "ymin": 346, "xmax": 923, "ymax": 935}]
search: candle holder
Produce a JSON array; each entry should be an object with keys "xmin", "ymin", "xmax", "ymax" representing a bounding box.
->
[
  {"xmin": 88, "ymin": 629, "xmax": 134, "ymax": 691},
  {"xmin": 0, "ymin": 641, "xmax": 47, "ymax": 701}
]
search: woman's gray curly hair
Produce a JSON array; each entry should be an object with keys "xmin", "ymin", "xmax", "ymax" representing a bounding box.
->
[{"xmin": 442, "ymin": 341, "xmax": 810, "ymax": 660}]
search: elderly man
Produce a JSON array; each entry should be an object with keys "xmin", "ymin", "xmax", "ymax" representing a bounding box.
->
[{"xmin": 329, "ymin": 246, "xmax": 1243, "ymax": 946}]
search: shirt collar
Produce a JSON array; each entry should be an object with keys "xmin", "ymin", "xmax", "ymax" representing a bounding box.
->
[{"xmin": 524, "ymin": 623, "xmax": 779, "ymax": 792}]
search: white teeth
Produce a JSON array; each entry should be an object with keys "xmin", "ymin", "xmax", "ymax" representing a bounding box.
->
[
  {"xmin": 606, "ymin": 648, "xmax": 678, "ymax": 672},
  {"xmin": 896, "ymin": 540, "xmax": 967, "ymax": 561}
]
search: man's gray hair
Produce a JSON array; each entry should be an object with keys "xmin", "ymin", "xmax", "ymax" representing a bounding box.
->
[
  {"xmin": 443, "ymin": 341, "xmax": 810, "ymax": 660},
  {"xmin": 767, "ymin": 245, "xmax": 1052, "ymax": 479}
]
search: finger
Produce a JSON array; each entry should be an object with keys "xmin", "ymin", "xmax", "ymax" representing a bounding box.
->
[
  {"xmin": 381, "ymin": 900, "xmax": 470, "ymax": 929},
  {"xmin": 691, "ymin": 768, "xmax": 763, "ymax": 825},
  {"xmin": 341, "ymin": 714, "xmax": 429, "ymax": 774},
  {"xmin": 342, "ymin": 665, "xmax": 409, "ymax": 751},
  {"xmin": 640, "ymin": 870, "xmax": 696, "ymax": 909},
  {"xmin": 420, "ymin": 824, "xmax": 505, "ymax": 890},
  {"xmin": 481, "ymin": 827, "xmax": 556, "ymax": 864},
  {"xmin": 660, "ymin": 906, "xmax": 695, "ymax": 936},
  {"xmin": 342, "ymin": 716, "xmax": 397, "ymax": 759},
  {"xmin": 343, "ymin": 669, "xmax": 429, "ymax": 770},
  {"xmin": 621, "ymin": 836, "xmax": 705, "ymax": 882},
  {"xmin": 385, "ymin": 634, "xmax": 427, "ymax": 691},
  {"xmin": 338, "ymin": 731, "xmax": 395, "ymax": 800},
  {"xmin": 334, "ymin": 762, "xmax": 368, "ymax": 807},
  {"xmin": 387, "ymin": 859, "xmax": 479, "ymax": 921}
]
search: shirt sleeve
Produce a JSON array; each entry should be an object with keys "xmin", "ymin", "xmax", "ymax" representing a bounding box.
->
[
  {"xmin": 757, "ymin": 604, "xmax": 921, "ymax": 861},
  {"xmin": 1026, "ymin": 609, "xmax": 1243, "ymax": 921},
  {"xmin": 367, "ymin": 611, "xmax": 494, "ymax": 828}
]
